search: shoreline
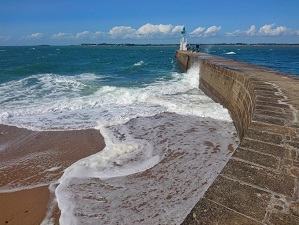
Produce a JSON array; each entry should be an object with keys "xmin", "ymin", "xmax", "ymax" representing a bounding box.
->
[
  {"xmin": 0, "ymin": 124, "xmax": 106, "ymax": 225},
  {"xmin": 0, "ymin": 185, "xmax": 55, "ymax": 225},
  {"xmin": 0, "ymin": 111, "xmax": 240, "ymax": 224}
]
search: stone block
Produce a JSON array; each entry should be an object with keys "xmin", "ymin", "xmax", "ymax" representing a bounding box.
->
[
  {"xmin": 267, "ymin": 211, "xmax": 299, "ymax": 225},
  {"xmin": 254, "ymin": 86, "xmax": 278, "ymax": 92},
  {"xmin": 204, "ymin": 176, "xmax": 271, "ymax": 221},
  {"xmin": 283, "ymin": 158, "xmax": 299, "ymax": 168},
  {"xmin": 255, "ymin": 109, "xmax": 292, "ymax": 119},
  {"xmin": 239, "ymin": 138, "xmax": 285, "ymax": 157},
  {"xmin": 233, "ymin": 148, "xmax": 280, "ymax": 169},
  {"xmin": 286, "ymin": 141, "xmax": 299, "ymax": 150},
  {"xmin": 253, "ymin": 114, "xmax": 286, "ymax": 126},
  {"xmin": 181, "ymin": 197, "xmax": 261, "ymax": 225},
  {"xmin": 256, "ymin": 101, "xmax": 290, "ymax": 109},
  {"xmin": 255, "ymin": 104, "xmax": 289, "ymax": 114},
  {"xmin": 250, "ymin": 122, "xmax": 297, "ymax": 137},
  {"xmin": 255, "ymin": 91, "xmax": 284, "ymax": 98},
  {"xmin": 256, "ymin": 96, "xmax": 282, "ymax": 103},
  {"xmin": 245, "ymin": 128, "xmax": 283, "ymax": 144},
  {"xmin": 222, "ymin": 159, "xmax": 296, "ymax": 196}
]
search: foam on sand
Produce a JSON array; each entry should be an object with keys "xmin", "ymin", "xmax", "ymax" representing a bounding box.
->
[{"xmin": 55, "ymin": 113, "xmax": 239, "ymax": 225}]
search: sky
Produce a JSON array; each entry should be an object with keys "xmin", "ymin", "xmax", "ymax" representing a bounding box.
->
[{"xmin": 1, "ymin": 0, "xmax": 299, "ymax": 45}]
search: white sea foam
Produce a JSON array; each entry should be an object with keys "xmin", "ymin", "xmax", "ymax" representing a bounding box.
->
[
  {"xmin": 0, "ymin": 65, "xmax": 231, "ymax": 131},
  {"xmin": 224, "ymin": 51, "xmax": 236, "ymax": 55},
  {"xmin": 45, "ymin": 166, "xmax": 62, "ymax": 172},
  {"xmin": 133, "ymin": 60, "xmax": 144, "ymax": 66},
  {"xmin": 50, "ymin": 65, "xmax": 237, "ymax": 224},
  {"xmin": 55, "ymin": 113, "xmax": 238, "ymax": 225}
]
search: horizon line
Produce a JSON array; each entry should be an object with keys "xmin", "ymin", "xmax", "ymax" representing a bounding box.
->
[{"xmin": 1, "ymin": 43, "xmax": 299, "ymax": 47}]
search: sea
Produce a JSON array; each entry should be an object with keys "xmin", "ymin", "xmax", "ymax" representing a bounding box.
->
[{"xmin": 0, "ymin": 45, "xmax": 298, "ymax": 224}]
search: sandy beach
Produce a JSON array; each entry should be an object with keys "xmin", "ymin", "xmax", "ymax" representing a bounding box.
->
[{"xmin": 0, "ymin": 124, "xmax": 106, "ymax": 225}]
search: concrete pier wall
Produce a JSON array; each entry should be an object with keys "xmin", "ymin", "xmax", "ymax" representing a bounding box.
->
[{"xmin": 175, "ymin": 50, "xmax": 299, "ymax": 224}]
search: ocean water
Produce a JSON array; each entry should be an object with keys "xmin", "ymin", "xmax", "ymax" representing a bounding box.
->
[
  {"xmin": 200, "ymin": 44, "xmax": 299, "ymax": 76},
  {"xmin": 0, "ymin": 45, "xmax": 297, "ymax": 224}
]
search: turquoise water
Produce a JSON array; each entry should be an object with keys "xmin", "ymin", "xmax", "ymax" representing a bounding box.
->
[
  {"xmin": 1, "ymin": 45, "xmax": 298, "ymax": 87},
  {"xmin": 0, "ymin": 46, "xmax": 187, "ymax": 130},
  {"xmin": 0, "ymin": 46, "xmax": 178, "ymax": 86},
  {"xmin": 1, "ymin": 45, "xmax": 298, "ymax": 85},
  {"xmin": 200, "ymin": 45, "xmax": 299, "ymax": 76}
]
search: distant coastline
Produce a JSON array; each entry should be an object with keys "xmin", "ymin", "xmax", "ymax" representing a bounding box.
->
[
  {"xmin": 0, "ymin": 43, "xmax": 298, "ymax": 47},
  {"xmin": 79, "ymin": 43, "xmax": 179, "ymax": 47},
  {"xmin": 80, "ymin": 43, "xmax": 299, "ymax": 47}
]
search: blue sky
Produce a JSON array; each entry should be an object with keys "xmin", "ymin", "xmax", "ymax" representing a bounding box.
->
[{"xmin": 1, "ymin": 0, "xmax": 299, "ymax": 45}]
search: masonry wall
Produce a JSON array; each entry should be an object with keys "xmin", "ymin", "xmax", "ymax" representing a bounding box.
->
[
  {"xmin": 175, "ymin": 51, "xmax": 255, "ymax": 139},
  {"xmin": 175, "ymin": 50, "xmax": 299, "ymax": 224}
]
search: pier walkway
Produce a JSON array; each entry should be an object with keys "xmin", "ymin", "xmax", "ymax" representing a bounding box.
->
[{"xmin": 176, "ymin": 50, "xmax": 299, "ymax": 225}]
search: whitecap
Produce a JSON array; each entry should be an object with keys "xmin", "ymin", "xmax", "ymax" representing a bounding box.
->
[
  {"xmin": 133, "ymin": 60, "xmax": 144, "ymax": 67},
  {"xmin": 224, "ymin": 51, "xmax": 236, "ymax": 55},
  {"xmin": 0, "ymin": 65, "xmax": 231, "ymax": 131}
]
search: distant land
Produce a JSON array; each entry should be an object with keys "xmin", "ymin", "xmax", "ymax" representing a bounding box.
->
[
  {"xmin": 79, "ymin": 43, "xmax": 179, "ymax": 47},
  {"xmin": 34, "ymin": 43, "xmax": 299, "ymax": 47},
  {"xmin": 80, "ymin": 43, "xmax": 299, "ymax": 47}
]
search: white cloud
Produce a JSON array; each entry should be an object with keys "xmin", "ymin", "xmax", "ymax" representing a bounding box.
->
[
  {"xmin": 95, "ymin": 31, "xmax": 104, "ymax": 37},
  {"xmin": 190, "ymin": 27, "xmax": 206, "ymax": 37},
  {"xmin": 20, "ymin": 23, "xmax": 297, "ymax": 44},
  {"xmin": 226, "ymin": 24, "xmax": 292, "ymax": 37},
  {"xmin": 136, "ymin": 23, "xmax": 173, "ymax": 37},
  {"xmin": 190, "ymin": 26, "xmax": 221, "ymax": 37},
  {"xmin": 226, "ymin": 29, "xmax": 242, "ymax": 37},
  {"xmin": 51, "ymin": 32, "xmax": 74, "ymax": 39},
  {"xmin": 108, "ymin": 26, "xmax": 136, "ymax": 38},
  {"xmin": 226, "ymin": 31, "xmax": 237, "ymax": 37},
  {"xmin": 136, "ymin": 23, "xmax": 184, "ymax": 38},
  {"xmin": 226, "ymin": 25, "xmax": 256, "ymax": 37},
  {"xmin": 258, "ymin": 24, "xmax": 288, "ymax": 36},
  {"xmin": 172, "ymin": 25, "xmax": 185, "ymax": 34},
  {"xmin": 108, "ymin": 23, "xmax": 184, "ymax": 39},
  {"xmin": 246, "ymin": 25, "xmax": 256, "ymax": 36},
  {"xmin": 52, "ymin": 31, "xmax": 104, "ymax": 40},
  {"xmin": 204, "ymin": 26, "xmax": 222, "ymax": 37},
  {"xmin": 74, "ymin": 31, "xmax": 103, "ymax": 39},
  {"xmin": 75, "ymin": 31, "xmax": 91, "ymax": 39},
  {"xmin": 25, "ymin": 33, "xmax": 44, "ymax": 39}
]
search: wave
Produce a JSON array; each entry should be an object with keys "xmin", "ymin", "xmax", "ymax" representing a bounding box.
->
[
  {"xmin": 133, "ymin": 60, "xmax": 144, "ymax": 67},
  {"xmin": 224, "ymin": 51, "xmax": 236, "ymax": 55},
  {"xmin": 0, "ymin": 67, "xmax": 231, "ymax": 131}
]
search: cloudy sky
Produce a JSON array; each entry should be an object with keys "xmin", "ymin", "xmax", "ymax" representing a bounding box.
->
[{"xmin": 1, "ymin": 0, "xmax": 299, "ymax": 45}]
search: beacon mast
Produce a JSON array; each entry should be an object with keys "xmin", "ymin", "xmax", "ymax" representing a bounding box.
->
[{"xmin": 179, "ymin": 27, "xmax": 187, "ymax": 51}]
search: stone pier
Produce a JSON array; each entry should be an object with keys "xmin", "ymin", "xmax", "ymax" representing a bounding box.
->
[{"xmin": 175, "ymin": 50, "xmax": 299, "ymax": 224}]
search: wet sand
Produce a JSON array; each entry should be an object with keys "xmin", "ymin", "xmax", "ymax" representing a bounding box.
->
[
  {"xmin": 0, "ymin": 185, "xmax": 52, "ymax": 225},
  {"xmin": 55, "ymin": 113, "xmax": 239, "ymax": 224},
  {"xmin": 0, "ymin": 125, "xmax": 106, "ymax": 225}
]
